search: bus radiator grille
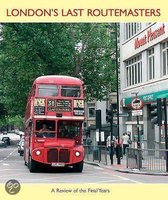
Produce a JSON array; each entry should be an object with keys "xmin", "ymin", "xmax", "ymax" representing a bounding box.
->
[
  {"xmin": 59, "ymin": 149, "xmax": 70, "ymax": 163},
  {"xmin": 47, "ymin": 149, "xmax": 70, "ymax": 163},
  {"xmin": 47, "ymin": 149, "xmax": 58, "ymax": 163}
]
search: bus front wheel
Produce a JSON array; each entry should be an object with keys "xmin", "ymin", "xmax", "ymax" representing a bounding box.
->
[
  {"xmin": 73, "ymin": 161, "xmax": 83, "ymax": 172},
  {"xmin": 28, "ymin": 155, "xmax": 37, "ymax": 172}
]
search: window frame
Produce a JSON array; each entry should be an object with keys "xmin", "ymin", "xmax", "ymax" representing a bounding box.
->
[
  {"xmin": 147, "ymin": 48, "xmax": 155, "ymax": 80},
  {"xmin": 126, "ymin": 54, "xmax": 142, "ymax": 86},
  {"xmin": 88, "ymin": 107, "xmax": 96, "ymax": 119},
  {"xmin": 38, "ymin": 84, "xmax": 59, "ymax": 97},
  {"xmin": 161, "ymin": 41, "xmax": 168, "ymax": 76}
]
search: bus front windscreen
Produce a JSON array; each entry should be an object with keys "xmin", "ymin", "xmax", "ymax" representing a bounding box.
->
[
  {"xmin": 58, "ymin": 121, "xmax": 81, "ymax": 139},
  {"xmin": 35, "ymin": 120, "xmax": 56, "ymax": 138}
]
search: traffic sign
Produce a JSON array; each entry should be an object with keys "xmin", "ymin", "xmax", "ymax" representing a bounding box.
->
[
  {"xmin": 119, "ymin": 112, "xmax": 129, "ymax": 117},
  {"xmin": 113, "ymin": 113, "xmax": 129, "ymax": 117},
  {"xmin": 132, "ymin": 109, "xmax": 143, "ymax": 116},
  {"xmin": 131, "ymin": 97, "xmax": 143, "ymax": 110}
]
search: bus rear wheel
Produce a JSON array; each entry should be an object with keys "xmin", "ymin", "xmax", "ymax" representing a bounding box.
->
[
  {"xmin": 73, "ymin": 161, "xmax": 83, "ymax": 172},
  {"xmin": 28, "ymin": 155, "xmax": 37, "ymax": 172}
]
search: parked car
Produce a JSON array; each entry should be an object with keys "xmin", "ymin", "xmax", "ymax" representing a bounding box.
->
[
  {"xmin": 0, "ymin": 140, "xmax": 7, "ymax": 148},
  {"xmin": 18, "ymin": 139, "xmax": 24, "ymax": 156},
  {"xmin": 1, "ymin": 136, "xmax": 11, "ymax": 145}
]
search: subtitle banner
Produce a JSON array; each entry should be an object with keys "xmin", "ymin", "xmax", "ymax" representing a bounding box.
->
[
  {"xmin": 0, "ymin": 184, "xmax": 167, "ymax": 200},
  {"xmin": 0, "ymin": 0, "xmax": 167, "ymax": 22}
]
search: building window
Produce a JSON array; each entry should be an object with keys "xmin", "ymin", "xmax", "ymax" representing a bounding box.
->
[
  {"xmin": 147, "ymin": 48, "xmax": 155, "ymax": 80},
  {"xmin": 126, "ymin": 54, "xmax": 142, "ymax": 86},
  {"xmin": 88, "ymin": 107, "xmax": 95, "ymax": 118},
  {"xmin": 162, "ymin": 41, "xmax": 168, "ymax": 76},
  {"xmin": 125, "ymin": 23, "xmax": 142, "ymax": 40}
]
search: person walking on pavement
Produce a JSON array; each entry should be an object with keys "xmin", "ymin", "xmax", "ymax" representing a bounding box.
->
[
  {"xmin": 86, "ymin": 135, "xmax": 92, "ymax": 153},
  {"xmin": 115, "ymin": 136, "xmax": 123, "ymax": 159},
  {"xmin": 122, "ymin": 133, "xmax": 129, "ymax": 155},
  {"xmin": 106, "ymin": 134, "xmax": 116, "ymax": 159}
]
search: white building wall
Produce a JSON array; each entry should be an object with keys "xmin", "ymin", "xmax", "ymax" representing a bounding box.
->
[
  {"xmin": 121, "ymin": 23, "xmax": 168, "ymax": 100},
  {"xmin": 120, "ymin": 23, "xmax": 126, "ymax": 92},
  {"xmin": 120, "ymin": 22, "xmax": 168, "ymax": 148},
  {"xmin": 122, "ymin": 23, "xmax": 167, "ymax": 61},
  {"xmin": 142, "ymin": 51, "xmax": 147, "ymax": 83}
]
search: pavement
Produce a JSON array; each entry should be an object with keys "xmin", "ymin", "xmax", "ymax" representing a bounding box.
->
[{"xmin": 84, "ymin": 155, "xmax": 168, "ymax": 176}]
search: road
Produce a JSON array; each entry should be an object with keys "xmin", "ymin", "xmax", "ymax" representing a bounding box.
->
[{"xmin": 1, "ymin": 147, "xmax": 168, "ymax": 184}]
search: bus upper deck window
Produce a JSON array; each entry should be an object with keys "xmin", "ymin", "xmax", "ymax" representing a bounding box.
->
[
  {"xmin": 38, "ymin": 85, "xmax": 58, "ymax": 96},
  {"xmin": 61, "ymin": 86, "xmax": 81, "ymax": 97}
]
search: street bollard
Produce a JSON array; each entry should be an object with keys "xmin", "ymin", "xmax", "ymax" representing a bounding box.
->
[{"xmin": 137, "ymin": 149, "xmax": 142, "ymax": 170}]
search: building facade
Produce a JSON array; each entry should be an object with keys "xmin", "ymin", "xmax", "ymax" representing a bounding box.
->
[{"xmin": 120, "ymin": 22, "xmax": 168, "ymax": 149}]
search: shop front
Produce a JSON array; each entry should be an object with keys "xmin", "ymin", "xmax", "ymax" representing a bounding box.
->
[{"xmin": 121, "ymin": 89, "xmax": 168, "ymax": 149}]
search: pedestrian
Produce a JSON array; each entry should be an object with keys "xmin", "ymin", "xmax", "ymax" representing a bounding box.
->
[
  {"xmin": 86, "ymin": 136, "xmax": 92, "ymax": 153},
  {"xmin": 127, "ymin": 131, "xmax": 132, "ymax": 146},
  {"xmin": 122, "ymin": 133, "xmax": 129, "ymax": 155},
  {"xmin": 106, "ymin": 134, "xmax": 116, "ymax": 158},
  {"xmin": 115, "ymin": 136, "xmax": 123, "ymax": 158},
  {"xmin": 127, "ymin": 131, "xmax": 131, "ymax": 140},
  {"xmin": 86, "ymin": 136, "xmax": 92, "ymax": 145}
]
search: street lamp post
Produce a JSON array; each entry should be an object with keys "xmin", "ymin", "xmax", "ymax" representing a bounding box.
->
[
  {"xmin": 131, "ymin": 92, "xmax": 142, "ymax": 169},
  {"xmin": 110, "ymin": 23, "xmax": 121, "ymax": 164},
  {"xmin": 115, "ymin": 23, "xmax": 121, "ymax": 165}
]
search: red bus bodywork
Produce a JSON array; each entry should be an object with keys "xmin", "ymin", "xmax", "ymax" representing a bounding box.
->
[{"xmin": 24, "ymin": 75, "xmax": 85, "ymax": 172}]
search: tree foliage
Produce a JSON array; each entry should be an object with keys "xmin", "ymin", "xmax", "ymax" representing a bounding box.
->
[{"xmin": 0, "ymin": 23, "xmax": 117, "ymax": 119}]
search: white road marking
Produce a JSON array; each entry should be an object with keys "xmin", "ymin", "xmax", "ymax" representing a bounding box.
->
[
  {"xmin": 111, "ymin": 173, "xmax": 142, "ymax": 184},
  {"xmin": 0, "ymin": 149, "xmax": 7, "ymax": 152},
  {"xmin": 103, "ymin": 172, "xmax": 110, "ymax": 174},
  {"xmin": 0, "ymin": 149, "xmax": 16, "ymax": 163},
  {"xmin": 0, "ymin": 168, "xmax": 26, "ymax": 171},
  {"xmin": 2, "ymin": 163, "xmax": 9, "ymax": 166},
  {"xmin": 92, "ymin": 167, "xmax": 142, "ymax": 184},
  {"xmin": 96, "ymin": 179, "xmax": 128, "ymax": 183},
  {"xmin": 0, "ymin": 148, "xmax": 16, "ymax": 152},
  {"xmin": 93, "ymin": 166, "xmax": 104, "ymax": 170}
]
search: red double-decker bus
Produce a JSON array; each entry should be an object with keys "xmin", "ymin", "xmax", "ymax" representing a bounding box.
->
[{"xmin": 24, "ymin": 75, "xmax": 85, "ymax": 172}]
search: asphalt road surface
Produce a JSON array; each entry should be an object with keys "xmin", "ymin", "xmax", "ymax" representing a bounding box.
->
[{"xmin": 1, "ymin": 147, "xmax": 168, "ymax": 183}]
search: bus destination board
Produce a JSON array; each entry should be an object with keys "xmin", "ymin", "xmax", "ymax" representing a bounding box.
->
[
  {"xmin": 47, "ymin": 99, "xmax": 72, "ymax": 112},
  {"xmin": 34, "ymin": 106, "xmax": 45, "ymax": 115}
]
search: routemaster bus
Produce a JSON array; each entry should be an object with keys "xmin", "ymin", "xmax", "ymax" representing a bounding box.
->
[{"xmin": 24, "ymin": 75, "xmax": 85, "ymax": 172}]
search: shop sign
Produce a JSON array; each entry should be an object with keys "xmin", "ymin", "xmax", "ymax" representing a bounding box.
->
[
  {"xmin": 123, "ymin": 90, "xmax": 168, "ymax": 107},
  {"xmin": 134, "ymin": 24, "xmax": 165, "ymax": 49}
]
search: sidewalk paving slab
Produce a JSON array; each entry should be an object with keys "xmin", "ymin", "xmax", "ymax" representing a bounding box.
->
[{"xmin": 84, "ymin": 156, "xmax": 168, "ymax": 176}]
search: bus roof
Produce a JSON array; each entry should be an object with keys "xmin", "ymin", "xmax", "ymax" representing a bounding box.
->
[{"xmin": 33, "ymin": 75, "xmax": 83, "ymax": 85}]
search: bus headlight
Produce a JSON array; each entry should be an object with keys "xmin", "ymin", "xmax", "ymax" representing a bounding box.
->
[
  {"xmin": 75, "ymin": 151, "xmax": 80, "ymax": 157},
  {"xmin": 36, "ymin": 150, "xmax": 41, "ymax": 156}
]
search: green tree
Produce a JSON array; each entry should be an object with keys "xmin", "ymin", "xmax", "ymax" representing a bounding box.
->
[
  {"xmin": 0, "ymin": 23, "xmax": 118, "ymax": 118},
  {"xmin": 0, "ymin": 23, "xmax": 75, "ymax": 116},
  {"xmin": 69, "ymin": 23, "xmax": 117, "ymax": 100}
]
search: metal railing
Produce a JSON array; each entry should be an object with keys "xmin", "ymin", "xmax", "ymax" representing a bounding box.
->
[
  {"xmin": 126, "ymin": 147, "xmax": 168, "ymax": 173},
  {"xmin": 84, "ymin": 145, "xmax": 108, "ymax": 165}
]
